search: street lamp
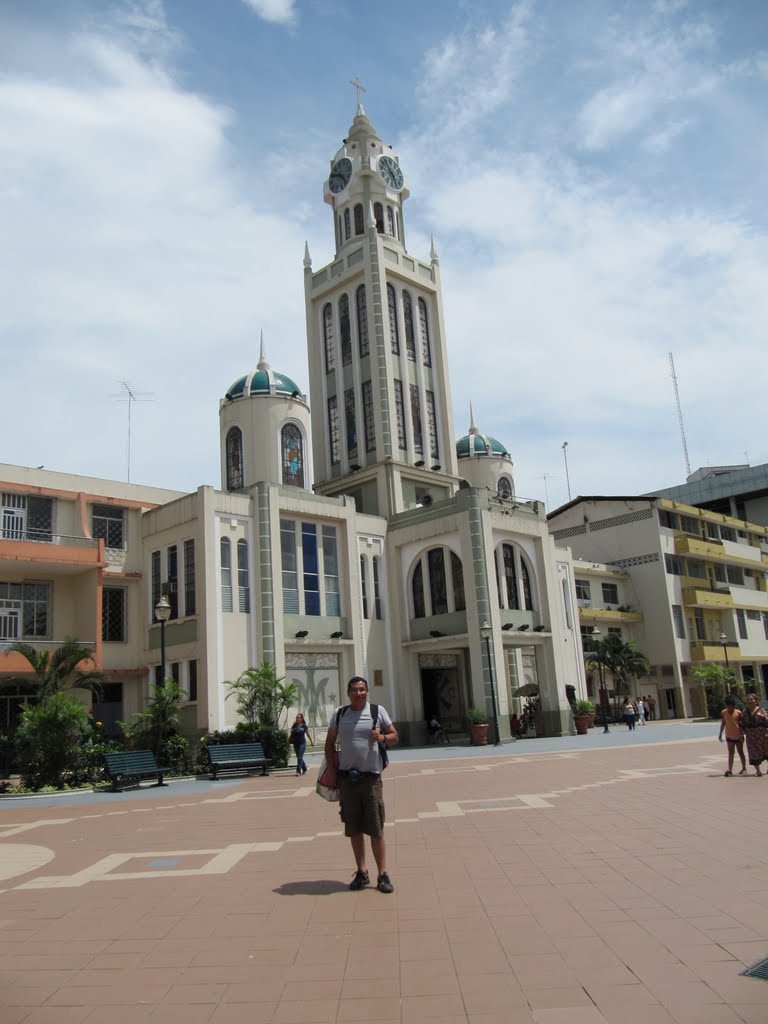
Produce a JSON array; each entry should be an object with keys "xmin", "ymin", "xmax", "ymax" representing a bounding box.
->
[
  {"xmin": 591, "ymin": 627, "xmax": 610, "ymax": 734},
  {"xmin": 719, "ymin": 632, "xmax": 730, "ymax": 669},
  {"xmin": 480, "ymin": 620, "xmax": 501, "ymax": 745},
  {"xmin": 155, "ymin": 595, "xmax": 171, "ymax": 684}
]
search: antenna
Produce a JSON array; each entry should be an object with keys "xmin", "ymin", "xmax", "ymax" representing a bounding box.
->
[
  {"xmin": 561, "ymin": 442, "xmax": 572, "ymax": 501},
  {"xmin": 668, "ymin": 353, "xmax": 691, "ymax": 479},
  {"xmin": 539, "ymin": 473, "xmax": 551, "ymax": 507},
  {"xmin": 109, "ymin": 381, "xmax": 154, "ymax": 482}
]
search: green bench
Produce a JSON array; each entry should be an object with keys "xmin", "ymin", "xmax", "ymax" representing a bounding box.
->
[
  {"xmin": 103, "ymin": 750, "xmax": 169, "ymax": 792},
  {"xmin": 207, "ymin": 742, "xmax": 271, "ymax": 780}
]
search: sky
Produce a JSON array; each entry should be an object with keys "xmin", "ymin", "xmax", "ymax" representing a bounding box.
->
[{"xmin": 1, "ymin": 0, "xmax": 767, "ymax": 511}]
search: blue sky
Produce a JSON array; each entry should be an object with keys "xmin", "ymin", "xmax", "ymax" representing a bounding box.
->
[{"xmin": 1, "ymin": 0, "xmax": 767, "ymax": 510}]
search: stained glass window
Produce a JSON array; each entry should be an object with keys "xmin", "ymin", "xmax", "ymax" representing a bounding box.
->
[
  {"xmin": 412, "ymin": 561, "xmax": 425, "ymax": 618},
  {"xmin": 237, "ymin": 539, "xmax": 250, "ymax": 613},
  {"xmin": 323, "ymin": 303, "xmax": 335, "ymax": 373},
  {"xmin": 426, "ymin": 390, "xmax": 438, "ymax": 460},
  {"xmin": 354, "ymin": 204, "xmax": 364, "ymax": 235},
  {"xmin": 362, "ymin": 380, "xmax": 376, "ymax": 453},
  {"xmin": 340, "ymin": 294, "xmax": 351, "ymax": 364},
  {"xmin": 345, "ymin": 387, "xmax": 358, "ymax": 459},
  {"xmin": 410, "ymin": 383, "xmax": 423, "ymax": 455},
  {"xmin": 418, "ymin": 298, "xmax": 432, "ymax": 367},
  {"xmin": 451, "ymin": 552, "xmax": 465, "ymax": 612},
  {"xmin": 281, "ymin": 423, "xmax": 304, "ymax": 487},
  {"xmin": 328, "ymin": 396, "xmax": 340, "ymax": 465},
  {"xmin": 393, "ymin": 379, "xmax": 406, "ymax": 450},
  {"xmin": 428, "ymin": 548, "xmax": 447, "ymax": 615},
  {"xmin": 226, "ymin": 427, "xmax": 243, "ymax": 490},
  {"xmin": 356, "ymin": 285, "xmax": 369, "ymax": 357},
  {"xmin": 403, "ymin": 291, "xmax": 416, "ymax": 360},
  {"xmin": 387, "ymin": 284, "xmax": 400, "ymax": 355}
]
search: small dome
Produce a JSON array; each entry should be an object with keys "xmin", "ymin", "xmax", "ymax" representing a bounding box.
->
[
  {"xmin": 224, "ymin": 334, "xmax": 305, "ymax": 403},
  {"xmin": 456, "ymin": 404, "xmax": 509, "ymax": 459},
  {"xmin": 456, "ymin": 433, "xmax": 509, "ymax": 459}
]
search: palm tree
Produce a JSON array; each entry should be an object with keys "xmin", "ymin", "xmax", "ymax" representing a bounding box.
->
[
  {"xmin": 585, "ymin": 633, "xmax": 650, "ymax": 708},
  {"xmin": 7, "ymin": 637, "xmax": 105, "ymax": 700}
]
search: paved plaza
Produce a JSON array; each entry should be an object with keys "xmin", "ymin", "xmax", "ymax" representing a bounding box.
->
[{"xmin": 1, "ymin": 725, "xmax": 768, "ymax": 1023}]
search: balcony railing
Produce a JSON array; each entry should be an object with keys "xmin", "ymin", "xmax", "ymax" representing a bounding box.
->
[{"xmin": 0, "ymin": 530, "xmax": 99, "ymax": 548}]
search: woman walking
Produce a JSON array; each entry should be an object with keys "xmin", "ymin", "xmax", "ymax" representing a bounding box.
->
[
  {"xmin": 741, "ymin": 694, "xmax": 768, "ymax": 776},
  {"xmin": 622, "ymin": 697, "xmax": 637, "ymax": 731},
  {"xmin": 290, "ymin": 713, "xmax": 313, "ymax": 776}
]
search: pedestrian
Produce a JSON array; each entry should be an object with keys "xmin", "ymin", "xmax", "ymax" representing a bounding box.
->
[
  {"xmin": 636, "ymin": 696, "xmax": 646, "ymax": 725},
  {"xmin": 647, "ymin": 694, "xmax": 656, "ymax": 721},
  {"xmin": 622, "ymin": 696, "xmax": 636, "ymax": 731},
  {"xmin": 324, "ymin": 676, "xmax": 398, "ymax": 893},
  {"xmin": 718, "ymin": 694, "xmax": 747, "ymax": 776},
  {"xmin": 290, "ymin": 713, "xmax": 313, "ymax": 776},
  {"xmin": 643, "ymin": 697, "xmax": 650, "ymax": 722},
  {"xmin": 741, "ymin": 693, "xmax": 768, "ymax": 777}
]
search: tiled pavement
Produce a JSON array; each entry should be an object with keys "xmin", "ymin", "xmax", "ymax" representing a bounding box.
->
[{"xmin": 1, "ymin": 731, "xmax": 768, "ymax": 1023}]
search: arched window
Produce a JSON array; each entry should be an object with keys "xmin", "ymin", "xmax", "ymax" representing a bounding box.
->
[
  {"xmin": 226, "ymin": 427, "xmax": 243, "ymax": 491},
  {"xmin": 237, "ymin": 539, "xmax": 250, "ymax": 613},
  {"xmin": 360, "ymin": 555, "xmax": 369, "ymax": 619},
  {"xmin": 411, "ymin": 547, "xmax": 465, "ymax": 620},
  {"xmin": 387, "ymin": 284, "xmax": 400, "ymax": 355},
  {"xmin": 403, "ymin": 291, "xmax": 416, "ymax": 360},
  {"xmin": 418, "ymin": 298, "xmax": 432, "ymax": 367},
  {"xmin": 521, "ymin": 560, "xmax": 533, "ymax": 611},
  {"xmin": 387, "ymin": 206, "xmax": 396, "ymax": 237},
  {"xmin": 495, "ymin": 543, "xmax": 535, "ymax": 612},
  {"xmin": 339, "ymin": 293, "xmax": 351, "ymax": 364},
  {"xmin": 343, "ymin": 208, "xmax": 351, "ymax": 240},
  {"xmin": 323, "ymin": 303, "xmax": 335, "ymax": 373},
  {"xmin": 373, "ymin": 202, "xmax": 384, "ymax": 233},
  {"xmin": 502, "ymin": 543, "xmax": 519, "ymax": 609},
  {"xmin": 497, "ymin": 477, "xmax": 512, "ymax": 499},
  {"xmin": 412, "ymin": 561, "xmax": 425, "ymax": 619},
  {"xmin": 281, "ymin": 423, "xmax": 304, "ymax": 488},
  {"xmin": 451, "ymin": 552, "xmax": 465, "ymax": 612},
  {"xmin": 354, "ymin": 203, "xmax": 364, "ymax": 235},
  {"xmin": 356, "ymin": 285, "xmax": 369, "ymax": 357},
  {"xmin": 220, "ymin": 537, "xmax": 233, "ymax": 613}
]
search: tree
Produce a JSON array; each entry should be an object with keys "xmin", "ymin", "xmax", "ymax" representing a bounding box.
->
[
  {"xmin": 585, "ymin": 633, "xmax": 650, "ymax": 705},
  {"xmin": 7, "ymin": 637, "xmax": 104, "ymax": 699},
  {"xmin": 121, "ymin": 680, "xmax": 185, "ymax": 759},
  {"xmin": 15, "ymin": 692, "xmax": 91, "ymax": 789},
  {"xmin": 225, "ymin": 662, "xmax": 298, "ymax": 733},
  {"xmin": 689, "ymin": 663, "xmax": 739, "ymax": 719}
]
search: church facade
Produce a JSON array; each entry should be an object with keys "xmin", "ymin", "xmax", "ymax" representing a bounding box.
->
[{"xmin": 0, "ymin": 105, "xmax": 584, "ymax": 743}]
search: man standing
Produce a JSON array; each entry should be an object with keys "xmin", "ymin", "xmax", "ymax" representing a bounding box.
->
[{"xmin": 324, "ymin": 676, "xmax": 398, "ymax": 893}]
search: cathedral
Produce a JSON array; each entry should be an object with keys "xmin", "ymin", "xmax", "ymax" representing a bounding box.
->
[{"xmin": 0, "ymin": 104, "xmax": 584, "ymax": 742}]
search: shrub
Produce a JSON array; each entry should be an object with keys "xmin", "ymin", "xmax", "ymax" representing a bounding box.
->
[
  {"xmin": 573, "ymin": 699, "xmax": 596, "ymax": 717},
  {"xmin": 466, "ymin": 707, "xmax": 488, "ymax": 725},
  {"xmin": 15, "ymin": 693, "xmax": 90, "ymax": 790},
  {"xmin": 161, "ymin": 734, "xmax": 197, "ymax": 776},
  {"xmin": 224, "ymin": 663, "xmax": 298, "ymax": 731},
  {"xmin": 121, "ymin": 680, "xmax": 185, "ymax": 758}
]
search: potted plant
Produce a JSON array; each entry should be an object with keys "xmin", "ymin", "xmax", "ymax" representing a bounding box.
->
[
  {"xmin": 467, "ymin": 707, "xmax": 489, "ymax": 745},
  {"xmin": 573, "ymin": 699, "xmax": 595, "ymax": 735}
]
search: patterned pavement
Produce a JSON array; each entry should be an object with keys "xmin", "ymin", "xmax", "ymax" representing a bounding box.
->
[{"xmin": 1, "ymin": 725, "xmax": 767, "ymax": 1023}]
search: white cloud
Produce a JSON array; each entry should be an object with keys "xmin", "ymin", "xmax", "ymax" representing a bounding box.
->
[
  {"xmin": 0, "ymin": 12, "xmax": 315, "ymax": 489},
  {"xmin": 240, "ymin": 0, "xmax": 297, "ymax": 26}
]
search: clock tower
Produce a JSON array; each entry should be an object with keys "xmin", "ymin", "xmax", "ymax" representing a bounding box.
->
[{"xmin": 304, "ymin": 103, "xmax": 458, "ymax": 520}]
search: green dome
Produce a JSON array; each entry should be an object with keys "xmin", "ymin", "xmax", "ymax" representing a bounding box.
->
[
  {"xmin": 225, "ymin": 336, "xmax": 305, "ymax": 403},
  {"xmin": 456, "ymin": 432, "xmax": 509, "ymax": 459}
]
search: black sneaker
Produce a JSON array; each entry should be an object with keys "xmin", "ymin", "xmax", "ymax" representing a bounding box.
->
[
  {"xmin": 377, "ymin": 872, "xmax": 394, "ymax": 894},
  {"xmin": 349, "ymin": 869, "xmax": 370, "ymax": 891}
]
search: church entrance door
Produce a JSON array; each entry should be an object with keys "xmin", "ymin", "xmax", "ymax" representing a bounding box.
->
[{"xmin": 420, "ymin": 664, "xmax": 464, "ymax": 734}]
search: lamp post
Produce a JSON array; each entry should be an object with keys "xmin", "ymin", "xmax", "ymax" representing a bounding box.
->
[
  {"xmin": 719, "ymin": 632, "xmax": 730, "ymax": 669},
  {"xmin": 561, "ymin": 442, "xmax": 572, "ymax": 501},
  {"xmin": 591, "ymin": 627, "xmax": 610, "ymax": 734},
  {"xmin": 155, "ymin": 595, "xmax": 171, "ymax": 684},
  {"xmin": 480, "ymin": 620, "xmax": 501, "ymax": 745}
]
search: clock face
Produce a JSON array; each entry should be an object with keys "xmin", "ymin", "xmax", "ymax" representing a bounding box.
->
[
  {"xmin": 328, "ymin": 157, "xmax": 353, "ymax": 194},
  {"xmin": 378, "ymin": 155, "xmax": 404, "ymax": 191}
]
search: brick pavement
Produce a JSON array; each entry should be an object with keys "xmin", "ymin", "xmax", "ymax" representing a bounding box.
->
[{"xmin": 1, "ymin": 736, "xmax": 767, "ymax": 1023}]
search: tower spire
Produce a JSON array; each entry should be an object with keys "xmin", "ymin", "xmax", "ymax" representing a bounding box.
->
[
  {"xmin": 258, "ymin": 330, "xmax": 269, "ymax": 370},
  {"xmin": 468, "ymin": 403, "xmax": 479, "ymax": 435}
]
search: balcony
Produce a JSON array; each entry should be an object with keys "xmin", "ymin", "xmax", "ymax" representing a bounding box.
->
[
  {"xmin": 690, "ymin": 641, "xmax": 739, "ymax": 662},
  {"xmin": 578, "ymin": 607, "xmax": 643, "ymax": 624},
  {"xmin": 675, "ymin": 533, "xmax": 765, "ymax": 569},
  {"xmin": 0, "ymin": 532, "xmax": 103, "ymax": 575},
  {"xmin": 682, "ymin": 586, "xmax": 734, "ymax": 609}
]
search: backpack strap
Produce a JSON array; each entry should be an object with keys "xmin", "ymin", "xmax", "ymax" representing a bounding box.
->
[{"xmin": 370, "ymin": 704, "xmax": 379, "ymax": 730}]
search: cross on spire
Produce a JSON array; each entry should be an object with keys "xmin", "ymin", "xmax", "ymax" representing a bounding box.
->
[{"xmin": 349, "ymin": 75, "xmax": 366, "ymax": 109}]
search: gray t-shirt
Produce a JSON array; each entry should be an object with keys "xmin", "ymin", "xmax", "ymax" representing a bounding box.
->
[{"xmin": 336, "ymin": 702, "xmax": 392, "ymax": 774}]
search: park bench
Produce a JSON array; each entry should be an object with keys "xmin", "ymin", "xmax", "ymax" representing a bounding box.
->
[
  {"xmin": 103, "ymin": 750, "xmax": 169, "ymax": 792},
  {"xmin": 207, "ymin": 742, "xmax": 271, "ymax": 780}
]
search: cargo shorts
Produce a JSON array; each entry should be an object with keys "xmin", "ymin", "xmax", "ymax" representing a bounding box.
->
[{"xmin": 338, "ymin": 773, "xmax": 385, "ymax": 838}]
